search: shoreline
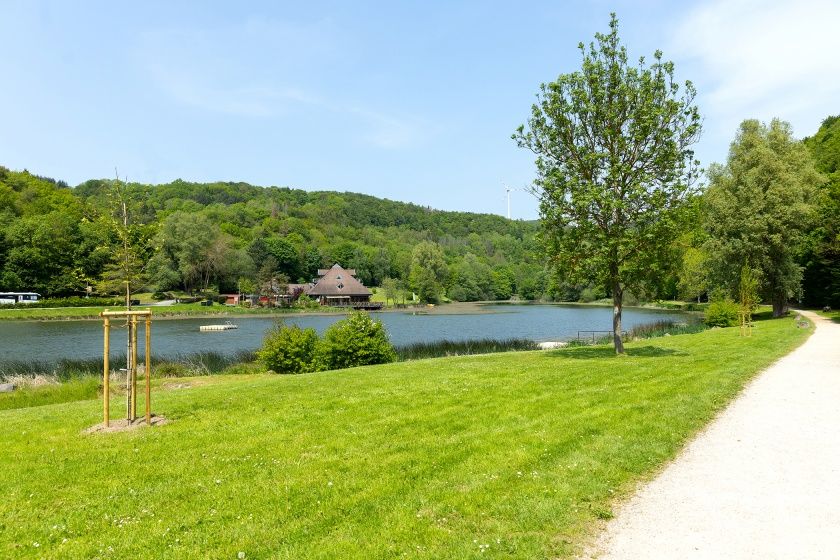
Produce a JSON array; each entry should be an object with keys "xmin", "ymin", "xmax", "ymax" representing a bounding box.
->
[{"xmin": 0, "ymin": 300, "xmax": 701, "ymax": 323}]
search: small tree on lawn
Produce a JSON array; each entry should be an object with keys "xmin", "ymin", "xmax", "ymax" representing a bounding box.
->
[
  {"xmin": 738, "ymin": 263, "xmax": 760, "ymax": 337},
  {"xmin": 513, "ymin": 14, "xmax": 702, "ymax": 353}
]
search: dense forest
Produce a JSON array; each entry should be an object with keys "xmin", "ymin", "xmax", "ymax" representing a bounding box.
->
[
  {"xmin": 0, "ymin": 116, "xmax": 837, "ymax": 307},
  {"xmin": 0, "ymin": 170, "xmax": 550, "ymax": 302}
]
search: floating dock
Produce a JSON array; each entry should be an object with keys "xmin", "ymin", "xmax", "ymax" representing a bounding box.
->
[{"xmin": 199, "ymin": 322, "xmax": 238, "ymax": 332}]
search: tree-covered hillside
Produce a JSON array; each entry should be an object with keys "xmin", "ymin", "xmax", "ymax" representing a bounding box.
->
[
  {"xmin": 803, "ymin": 115, "xmax": 840, "ymax": 308},
  {"xmin": 0, "ymin": 168, "xmax": 545, "ymax": 301}
]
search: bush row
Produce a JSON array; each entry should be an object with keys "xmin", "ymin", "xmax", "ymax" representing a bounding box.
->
[
  {"xmin": 0, "ymin": 296, "xmax": 125, "ymax": 309},
  {"xmin": 258, "ymin": 312, "xmax": 396, "ymax": 374}
]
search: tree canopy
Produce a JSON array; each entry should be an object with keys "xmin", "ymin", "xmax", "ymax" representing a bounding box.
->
[
  {"xmin": 703, "ymin": 119, "xmax": 821, "ymax": 316},
  {"xmin": 513, "ymin": 14, "xmax": 701, "ymax": 353},
  {"xmin": 802, "ymin": 115, "xmax": 840, "ymax": 308},
  {"xmin": 0, "ymin": 166, "xmax": 544, "ymax": 301}
]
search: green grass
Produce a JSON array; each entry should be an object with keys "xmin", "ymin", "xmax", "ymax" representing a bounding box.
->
[
  {"xmin": 815, "ymin": 308, "xmax": 840, "ymax": 323},
  {"xmin": 0, "ymin": 316, "xmax": 811, "ymax": 559},
  {"xmin": 0, "ymin": 352, "xmax": 260, "ymax": 410},
  {"xmin": 0, "ymin": 376, "xmax": 102, "ymax": 411}
]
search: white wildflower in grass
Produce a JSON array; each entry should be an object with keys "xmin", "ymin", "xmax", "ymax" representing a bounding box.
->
[{"xmin": 238, "ymin": 552, "xmax": 246, "ymax": 559}]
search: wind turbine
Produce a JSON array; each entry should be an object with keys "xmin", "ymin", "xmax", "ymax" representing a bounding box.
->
[{"xmin": 504, "ymin": 184, "xmax": 512, "ymax": 219}]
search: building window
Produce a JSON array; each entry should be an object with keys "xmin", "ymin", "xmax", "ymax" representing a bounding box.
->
[{"xmin": 337, "ymin": 283, "xmax": 344, "ymax": 289}]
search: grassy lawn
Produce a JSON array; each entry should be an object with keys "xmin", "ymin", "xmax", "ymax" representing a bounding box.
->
[
  {"xmin": 815, "ymin": 308, "xmax": 840, "ymax": 323},
  {"xmin": 0, "ymin": 316, "xmax": 810, "ymax": 559}
]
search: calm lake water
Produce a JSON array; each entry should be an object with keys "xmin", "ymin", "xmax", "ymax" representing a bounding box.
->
[{"xmin": 0, "ymin": 304, "xmax": 694, "ymax": 365}]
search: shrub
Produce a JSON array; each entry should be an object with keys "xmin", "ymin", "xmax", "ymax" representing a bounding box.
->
[
  {"xmin": 704, "ymin": 298, "xmax": 739, "ymax": 327},
  {"xmin": 317, "ymin": 312, "xmax": 396, "ymax": 370},
  {"xmin": 578, "ymin": 287, "xmax": 600, "ymax": 303},
  {"xmin": 294, "ymin": 294, "xmax": 320, "ymax": 310},
  {"xmin": 258, "ymin": 324, "xmax": 320, "ymax": 374}
]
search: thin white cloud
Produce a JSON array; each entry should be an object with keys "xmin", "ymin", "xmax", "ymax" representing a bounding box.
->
[
  {"xmin": 135, "ymin": 18, "xmax": 430, "ymax": 149},
  {"xmin": 671, "ymin": 0, "xmax": 840, "ymax": 157},
  {"xmin": 348, "ymin": 106, "xmax": 432, "ymax": 149}
]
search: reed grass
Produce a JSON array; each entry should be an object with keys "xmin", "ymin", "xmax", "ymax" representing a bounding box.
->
[
  {"xmin": 395, "ymin": 338, "xmax": 539, "ymax": 361},
  {"xmin": 0, "ymin": 350, "xmax": 256, "ymax": 382},
  {"xmin": 627, "ymin": 319, "xmax": 706, "ymax": 339}
]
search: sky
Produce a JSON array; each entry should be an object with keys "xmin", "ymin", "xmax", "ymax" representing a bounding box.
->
[{"xmin": 1, "ymin": 0, "xmax": 838, "ymax": 219}]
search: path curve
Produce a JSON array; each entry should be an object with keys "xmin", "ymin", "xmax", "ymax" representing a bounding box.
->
[{"xmin": 584, "ymin": 310, "xmax": 840, "ymax": 559}]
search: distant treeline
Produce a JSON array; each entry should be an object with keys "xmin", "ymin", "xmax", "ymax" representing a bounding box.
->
[
  {"xmin": 0, "ymin": 169, "xmax": 556, "ymax": 302},
  {"xmin": 0, "ymin": 115, "xmax": 837, "ymax": 307}
]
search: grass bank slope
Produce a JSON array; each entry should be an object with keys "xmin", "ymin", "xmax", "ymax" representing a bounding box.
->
[{"xmin": 0, "ymin": 317, "xmax": 810, "ymax": 559}]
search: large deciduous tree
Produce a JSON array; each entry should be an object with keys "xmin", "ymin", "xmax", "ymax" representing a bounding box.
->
[
  {"xmin": 513, "ymin": 14, "xmax": 701, "ymax": 353},
  {"xmin": 703, "ymin": 119, "xmax": 821, "ymax": 316}
]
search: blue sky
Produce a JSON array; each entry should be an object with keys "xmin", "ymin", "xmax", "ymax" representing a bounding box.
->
[{"xmin": 1, "ymin": 0, "xmax": 838, "ymax": 219}]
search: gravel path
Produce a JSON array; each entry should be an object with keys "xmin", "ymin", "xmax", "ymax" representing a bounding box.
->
[{"xmin": 584, "ymin": 310, "xmax": 840, "ymax": 559}]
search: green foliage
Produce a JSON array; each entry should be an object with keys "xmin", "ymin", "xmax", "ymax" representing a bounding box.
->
[
  {"xmin": 678, "ymin": 246, "xmax": 709, "ymax": 302},
  {"xmin": 293, "ymin": 294, "xmax": 320, "ymax": 309},
  {"xmin": 381, "ymin": 277, "xmax": 400, "ymax": 305},
  {"xmin": 257, "ymin": 323, "xmax": 320, "ymax": 374},
  {"xmin": 513, "ymin": 14, "xmax": 701, "ymax": 353},
  {"xmin": 0, "ymin": 296, "xmax": 123, "ymax": 309},
  {"xmin": 148, "ymin": 211, "xmax": 250, "ymax": 293},
  {"xmin": 317, "ymin": 312, "xmax": 396, "ymax": 370},
  {"xmin": 802, "ymin": 115, "xmax": 840, "ymax": 308},
  {"xmin": 490, "ymin": 267, "xmax": 515, "ymax": 300},
  {"xmin": 409, "ymin": 241, "xmax": 448, "ymax": 303},
  {"xmin": 577, "ymin": 286, "xmax": 603, "ymax": 303},
  {"xmin": 704, "ymin": 119, "xmax": 822, "ymax": 316},
  {"xmin": 738, "ymin": 264, "xmax": 760, "ymax": 317},
  {"xmin": 0, "ymin": 166, "xmax": 542, "ymax": 300},
  {"xmin": 448, "ymin": 253, "xmax": 493, "ymax": 302},
  {"xmin": 704, "ymin": 297, "xmax": 740, "ymax": 327}
]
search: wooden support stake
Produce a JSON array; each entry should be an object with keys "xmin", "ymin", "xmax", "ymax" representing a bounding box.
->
[
  {"xmin": 131, "ymin": 315, "xmax": 138, "ymax": 421},
  {"xmin": 145, "ymin": 315, "xmax": 151, "ymax": 425},
  {"xmin": 103, "ymin": 316, "xmax": 110, "ymax": 428}
]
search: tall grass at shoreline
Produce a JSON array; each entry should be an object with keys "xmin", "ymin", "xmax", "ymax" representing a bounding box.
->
[
  {"xmin": 395, "ymin": 338, "xmax": 539, "ymax": 361},
  {"xmin": 0, "ymin": 350, "xmax": 256, "ymax": 382},
  {"xmin": 627, "ymin": 319, "xmax": 706, "ymax": 339}
]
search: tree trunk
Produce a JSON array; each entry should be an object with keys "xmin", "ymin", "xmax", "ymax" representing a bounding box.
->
[
  {"xmin": 772, "ymin": 293, "xmax": 787, "ymax": 317},
  {"xmin": 612, "ymin": 282, "xmax": 625, "ymax": 354}
]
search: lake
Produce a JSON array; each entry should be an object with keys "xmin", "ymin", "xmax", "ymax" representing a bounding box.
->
[{"xmin": 0, "ymin": 304, "xmax": 695, "ymax": 366}]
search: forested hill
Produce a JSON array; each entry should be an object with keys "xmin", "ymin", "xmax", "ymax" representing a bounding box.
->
[
  {"xmin": 0, "ymin": 167, "xmax": 545, "ymax": 301},
  {"xmin": 74, "ymin": 177, "xmax": 531, "ymax": 239}
]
